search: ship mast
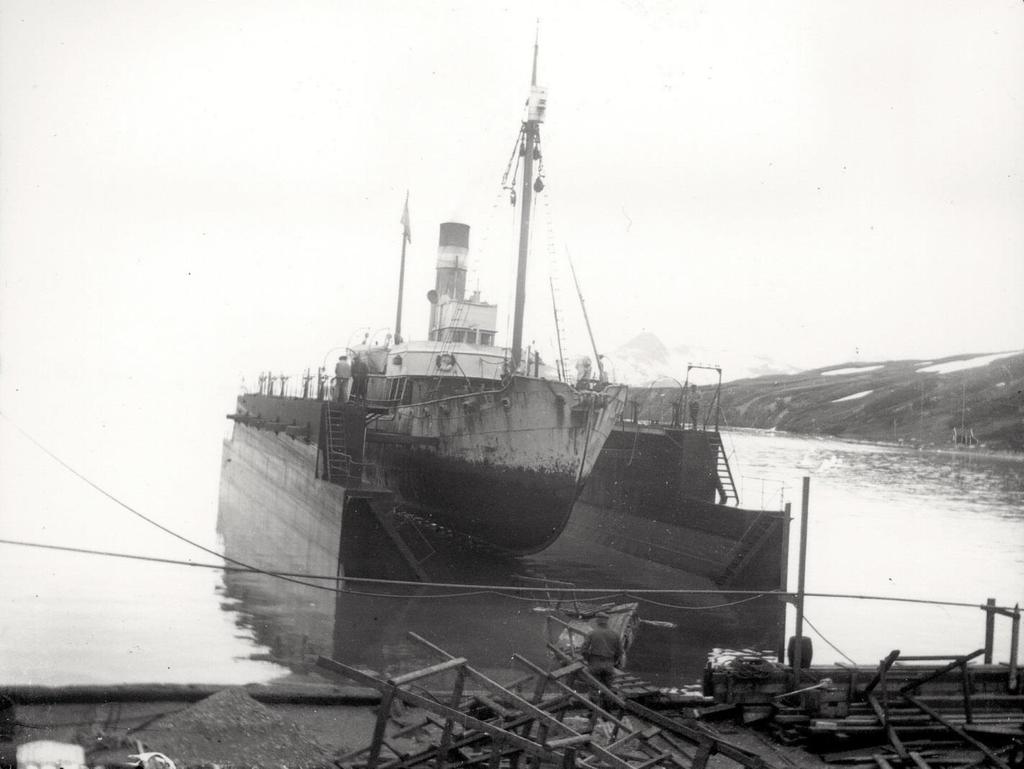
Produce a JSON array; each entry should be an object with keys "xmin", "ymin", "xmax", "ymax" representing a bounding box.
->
[{"xmin": 510, "ymin": 32, "xmax": 545, "ymax": 372}]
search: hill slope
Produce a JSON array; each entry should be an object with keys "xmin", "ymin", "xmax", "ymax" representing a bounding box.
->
[{"xmin": 641, "ymin": 350, "xmax": 1024, "ymax": 451}]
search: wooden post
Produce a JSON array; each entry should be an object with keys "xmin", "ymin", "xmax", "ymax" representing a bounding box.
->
[
  {"xmin": 1010, "ymin": 603, "xmax": 1020, "ymax": 692},
  {"xmin": 984, "ymin": 598, "xmax": 996, "ymax": 664},
  {"xmin": 792, "ymin": 477, "xmax": 810, "ymax": 686},
  {"xmin": 777, "ymin": 501, "xmax": 792, "ymax": 662},
  {"xmin": 366, "ymin": 688, "xmax": 396, "ymax": 769}
]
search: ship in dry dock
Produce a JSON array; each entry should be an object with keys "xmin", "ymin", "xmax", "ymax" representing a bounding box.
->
[
  {"xmin": 217, "ymin": 39, "xmax": 790, "ymax": 676},
  {"xmin": 224, "ymin": 39, "xmax": 627, "ymax": 556}
]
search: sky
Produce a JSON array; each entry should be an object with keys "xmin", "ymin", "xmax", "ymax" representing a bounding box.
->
[{"xmin": 0, "ymin": 0, "xmax": 1021, "ymax": 683}]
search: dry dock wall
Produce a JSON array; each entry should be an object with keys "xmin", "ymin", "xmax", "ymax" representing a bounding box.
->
[
  {"xmin": 218, "ymin": 422, "xmax": 346, "ymax": 579},
  {"xmin": 217, "ymin": 423, "xmax": 348, "ymax": 661}
]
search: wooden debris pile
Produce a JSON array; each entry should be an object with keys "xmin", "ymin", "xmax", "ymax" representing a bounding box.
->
[
  {"xmin": 316, "ymin": 632, "xmax": 770, "ymax": 769},
  {"xmin": 708, "ymin": 647, "xmax": 1024, "ymax": 768}
]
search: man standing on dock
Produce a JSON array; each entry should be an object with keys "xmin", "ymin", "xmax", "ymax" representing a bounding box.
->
[
  {"xmin": 581, "ymin": 612, "xmax": 622, "ymax": 704},
  {"xmin": 334, "ymin": 355, "xmax": 351, "ymax": 402}
]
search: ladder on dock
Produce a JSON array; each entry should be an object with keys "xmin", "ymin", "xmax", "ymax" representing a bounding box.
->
[
  {"xmin": 319, "ymin": 402, "xmax": 367, "ymax": 485},
  {"xmin": 706, "ymin": 433, "xmax": 738, "ymax": 505}
]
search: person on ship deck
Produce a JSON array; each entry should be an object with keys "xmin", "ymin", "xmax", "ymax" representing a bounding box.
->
[
  {"xmin": 334, "ymin": 355, "xmax": 351, "ymax": 402},
  {"xmin": 351, "ymin": 354, "xmax": 370, "ymax": 400}
]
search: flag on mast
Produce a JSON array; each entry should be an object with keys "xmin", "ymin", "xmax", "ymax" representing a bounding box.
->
[{"xmin": 401, "ymin": 191, "xmax": 411, "ymax": 244}]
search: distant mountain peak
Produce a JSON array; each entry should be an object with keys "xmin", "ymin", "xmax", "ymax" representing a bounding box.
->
[{"xmin": 605, "ymin": 332, "xmax": 798, "ymax": 385}]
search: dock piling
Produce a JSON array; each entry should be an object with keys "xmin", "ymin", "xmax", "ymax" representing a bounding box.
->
[
  {"xmin": 984, "ymin": 597, "xmax": 996, "ymax": 664},
  {"xmin": 791, "ymin": 477, "xmax": 810, "ymax": 687}
]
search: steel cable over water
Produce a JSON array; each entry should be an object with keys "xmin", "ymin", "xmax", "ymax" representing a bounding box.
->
[{"xmin": 0, "ymin": 411, "xmax": 1015, "ymax": 614}]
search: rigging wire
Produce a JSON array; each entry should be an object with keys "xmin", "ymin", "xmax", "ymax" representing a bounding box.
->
[
  {"xmin": 802, "ymin": 613, "xmax": 858, "ymax": 667},
  {"xmin": 624, "ymin": 591, "xmax": 773, "ymax": 612},
  {"xmin": 0, "ymin": 411, "xmax": 1016, "ymax": 613},
  {"xmin": 0, "ymin": 536, "xmax": 1008, "ymax": 612}
]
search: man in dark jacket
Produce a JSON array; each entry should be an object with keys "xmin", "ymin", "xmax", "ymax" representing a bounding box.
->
[
  {"xmin": 580, "ymin": 613, "xmax": 622, "ymax": 700},
  {"xmin": 350, "ymin": 354, "xmax": 370, "ymax": 399}
]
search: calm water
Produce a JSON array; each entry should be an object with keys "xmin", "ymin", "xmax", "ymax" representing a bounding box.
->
[{"xmin": 1, "ymin": 424, "xmax": 1021, "ymax": 686}]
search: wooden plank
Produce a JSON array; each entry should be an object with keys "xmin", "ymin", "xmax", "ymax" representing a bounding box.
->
[
  {"xmin": 367, "ymin": 688, "xmax": 397, "ymax": 769},
  {"xmin": 511, "ymin": 653, "xmax": 629, "ymax": 730},
  {"xmin": 901, "ymin": 694, "xmax": 1010, "ymax": 769},
  {"xmin": 545, "ymin": 642, "xmax": 764, "ymax": 769},
  {"xmin": 389, "ymin": 658, "xmax": 468, "ymax": 686},
  {"xmin": 690, "ymin": 742, "xmax": 714, "ymax": 769},
  {"xmin": 316, "ymin": 657, "xmax": 565, "ymax": 765},
  {"xmin": 380, "ymin": 699, "xmax": 578, "ymax": 769},
  {"xmin": 908, "ymin": 751, "xmax": 931, "ymax": 769},
  {"xmin": 863, "ymin": 650, "xmax": 901, "ymax": 697},
  {"xmin": 546, "ymin": 735, "xmax": 592, "ymax": 749},
  {"xmin": 866, "ymin": 692, "xmax": 907, "ymax": 759},
  {"xmin": 872, "ymin": 754, "xmax": 894, "ymax": 769},
  {"xmin": 632, "ymin": 751, "xmax": 673, "ymax": 769},
  {"xmin": 896, "ymin": 649, "xmax": 984, "ymax": 693},
  {"xmin": 437, "ymin": 667, "xmax": 468, "ymax": 769}
]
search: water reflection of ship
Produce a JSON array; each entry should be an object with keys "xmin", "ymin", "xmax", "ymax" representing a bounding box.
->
[{"xmin": 218, "ymin": 443, "xmax": 788, "ymax": 685}]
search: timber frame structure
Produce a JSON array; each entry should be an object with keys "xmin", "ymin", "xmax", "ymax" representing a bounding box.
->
[{"xmin": 316, "ymin": 634, "xmax": 768, "ymax": 769}]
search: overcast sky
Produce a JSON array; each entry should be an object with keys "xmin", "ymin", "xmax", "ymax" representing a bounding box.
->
[{"xmin": 2, "ymin": 1, "xmax": 1022, "ymax": 405}]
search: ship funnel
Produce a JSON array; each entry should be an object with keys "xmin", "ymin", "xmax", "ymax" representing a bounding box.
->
[
  {"xmin": 427, "ymin": 221, "xmax": 499, "ymax": 346},
  {"xmin": 435, "ymin": 222, "xmax": 469, "ymax": 303}
]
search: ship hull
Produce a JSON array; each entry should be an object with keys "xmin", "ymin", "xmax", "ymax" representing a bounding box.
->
[
  {"xmin": 365, "ymin": 377, "xmax": 626, "ymax": 553},
  {"xmin": 232, "ymin": 377, "xmax": 627, "ymax": 554}
]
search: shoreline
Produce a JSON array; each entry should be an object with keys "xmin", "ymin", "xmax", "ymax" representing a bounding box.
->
[{"xmin": 721, "ymin": 425, "xmax": 1024, "ymax": 461}]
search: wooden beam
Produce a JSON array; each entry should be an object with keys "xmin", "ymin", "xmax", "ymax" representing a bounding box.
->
[
  {"xmin": 389, "ymin": 658, "xmax": 467, "ymax": 686},
  {"xmin": 984, "ymin": 598, "xmax": 996, "ymax": 664},
  {"xmin": 316, "ymin": 657, "xmax": 565, "ymax": 765},
  {"xmin": 866, "ymin": 693, "xmax": 907, "ymax": 759},
  {"xmin": 896, "ymin": 649, "xmax": 984, "ymax": 693},
  {"xmin": 863, "ymin": 650, "xmax": 901, "ymax": 696},
  {"xmin": 422, "ymin": 652, "xmax": 634, "ymax": 769},
  {"xmin": 544, "ymin": 642, "xmax": 764, "ymax": 769},
  {"xmin": 379, "ymin": 697, "xmax": 578, "ymax": 769},
  {"xmin": 511, "ymin": 653, "xmax": 628, "ymax": 729},
  {"xmin": 901, "ymin": 693, "xmax": 1010, "ymax": 769},
  {"xmin": 367, "ymin": 688, "xmax": 397, "ymax": 769}
]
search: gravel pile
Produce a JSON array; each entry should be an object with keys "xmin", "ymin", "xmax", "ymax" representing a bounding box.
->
[{"xmin": 135, "ymin": 688, "xmax": 332, "ymax": 768}]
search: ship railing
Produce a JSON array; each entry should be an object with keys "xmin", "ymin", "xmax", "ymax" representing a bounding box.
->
[{"xmin": 738, "ymin": 475, "xmax": 787, "ymax": 511}]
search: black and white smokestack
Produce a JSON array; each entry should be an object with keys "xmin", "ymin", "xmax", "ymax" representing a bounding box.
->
[{"xmin": 435, "ymin": 222, "xmax": 470, "ymax": 304}]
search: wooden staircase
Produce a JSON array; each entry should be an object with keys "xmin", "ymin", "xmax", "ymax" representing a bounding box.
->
[
  {"xmin": 319, "ymin": 402, "xmax": 366, "ymax": 485},
  {"xmin": 705, "ymin": 433, "xmax": 738, "ymax": 505}
]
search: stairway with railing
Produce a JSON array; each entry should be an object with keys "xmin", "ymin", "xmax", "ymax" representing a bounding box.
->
[
  {"xmin": 706, "ymin": 432, "xmax": 739, "ymax": 505},
  {"xmin": 319, "ymin": 402, "xmax": 363, "ymax": 486},
  {"xmin": 318, "ymin": 400, "xmax": 434, "ymax": 581}
]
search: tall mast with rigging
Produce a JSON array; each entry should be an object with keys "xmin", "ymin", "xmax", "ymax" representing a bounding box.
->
[{"xmin": 510, "ymin": 31, "xmax": 546, "ymax": 372}]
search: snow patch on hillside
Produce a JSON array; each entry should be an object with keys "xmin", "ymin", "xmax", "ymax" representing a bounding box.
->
[
  {"xmin": 917, "ymin": 351, "xmax": 1019, "ymax": 374},
  {"xmin": 821, "ymin": 365, "xmax": 884, "ymax": 377},
  {"xmin": 831, "ymin": 390, "xmax": 873, "ymax": 403}
]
